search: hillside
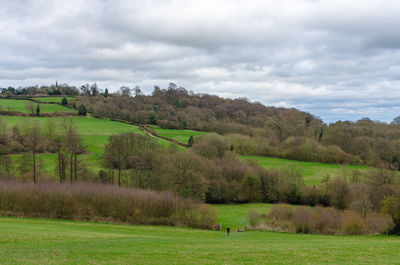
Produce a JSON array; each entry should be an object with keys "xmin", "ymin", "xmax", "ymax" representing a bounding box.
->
[{"xmin": 74, "ymin": 85, "xmax": 400, "ymax": 169}]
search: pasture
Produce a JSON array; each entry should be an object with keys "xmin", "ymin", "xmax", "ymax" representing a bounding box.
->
[
  {"xmin": 0, "ymin": 99, "xmax": 74, "ymax": 113},
  {"xmin": 214, "ymin": 203, "xmax": 274, "ymax": 229},
  {"xmin": 31, "ymin": 96, "xmax": 77, "ymax": 103},
  {"xmin": 149, "ymin": 125, "xmax": 208, "ymax": 144},
  {"xmin": 241, "ymin": 155, "xmax": 370, "ymax": 185},
  {"xmin": 1, "ymin": 216, "xmax": 399, "ymax": 264},
  {"xmin": 2, "ymin": 115, "xmax": 178, "ymax": 177}
]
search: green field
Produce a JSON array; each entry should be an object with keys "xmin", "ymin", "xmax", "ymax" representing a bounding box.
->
[
  {"xmin": 150, "ymin": 125, "xmax": 208, "ymax": 144},
  {"xmin": 0, "ymin": 99, "xmax": 73, "ymax": 113},
  {"xmin": 1, "ymin": 116, "xmax": 143, "ymax": 154},
  {"xmin": 1, "ymin": 115, "xmax": 179, "ymax": 177},
  {"xmin": 1, "ymin": 216, "xmax": 399, "ymax": 264},
  {"xmin": 31, "ymin": 97, "xmax": 77, "ymax": 103},
  {"xmin": 241, "ymin": 155, "xmax": 370, "ymax": 185},
  {"xmin": 214, "ymin": 203, "xmax": 274, "ymax": 229}
]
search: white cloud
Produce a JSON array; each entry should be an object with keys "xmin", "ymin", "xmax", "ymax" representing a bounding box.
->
[{"xmin": 1, "ymin": 0, "xmax": 400, "ymax": 122}]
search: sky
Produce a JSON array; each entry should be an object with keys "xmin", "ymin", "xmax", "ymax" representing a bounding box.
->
[{"xmin": 1, "ymin": 0, "xmax": 400, "ymax": 123}]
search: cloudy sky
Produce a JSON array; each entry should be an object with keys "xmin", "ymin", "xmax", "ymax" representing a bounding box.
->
[{"xmin": 1, "ymin": 0, "xmax": 400, "ymax": 122}]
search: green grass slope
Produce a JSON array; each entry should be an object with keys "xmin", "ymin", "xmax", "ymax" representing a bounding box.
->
[
  {"xmin": 150, "ymin": 125, "xmax": 208, "ymax": 144},
  {"xmin": 0, "ymin": 99, "xmax": 74, "ymax": 113},
  {"xmin": 242, "ymin": 155, "xmax": 370, "ymax": 185},
  {"xmin": 214, "ymin": 203, "xmax": 274, "ymax": 230},
  {"xmin": 1, "ymin": 217, "xmax": 400, "ymax": 264},
  {"xmin": 31, "ymin": 97, "xmax": 77, "ymax": 103},
  {"xmin": 2, "ymin": 116, "xmax": 179, "ymax": 176}
]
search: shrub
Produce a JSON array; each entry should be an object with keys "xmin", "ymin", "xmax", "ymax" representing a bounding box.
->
[
  {"xmin": 264, "ymin": 205, "xmax": 295, "ymax": 232},
  {"xmin": 0, "ymin": 181, "xmax": 217, "ymax": 229},
  {"xmin": 339, "ymin": 211, "xmax": 366, "ymax": 235},
  {"xmin": 293, "ymin": 206, "xmax": 313, "ymax": 233},
  {"xmin": 78, "ymin": 104, "xmax": 87, "ymax": 116},
  {"xmin": 365, "ymin": 213, "xmax": 394, "ymax": 235},
  {"xmin": 247, "ymin": 210, "xmax": 263, "ymax": 228},
  {"xmin": 312, "ymin": 206, "xmax": 340, "ymax": 234},
  {"xmin": 261, "ymin": 204, "xmax": 391, "ymax": 236}
]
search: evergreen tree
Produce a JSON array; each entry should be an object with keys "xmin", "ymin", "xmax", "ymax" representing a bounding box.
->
[
  {"xmin": 78, "ymin": 104, "xmax": 87, "ymax": 116},
  {"xmin": 104, "ymin": 88, "xmax": 109, "ymax": 97},
  {"xmin": 61, "ymin": 97, "xmax": 68, "ymax": 105},
  {"xmin": 188, "ymin": 135, "xmax": 194, "ymax": 147},
  {"xmin": 36, "ymin": 104, "xmax": 40, "ymax": 116}
]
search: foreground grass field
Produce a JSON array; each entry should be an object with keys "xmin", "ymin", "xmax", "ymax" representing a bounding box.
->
[
  {"xmin": 0, "ymin": 99, "xmax": 74, "ymax": 113},
  {"xmin": 1, "ymin": 217, "xmax": 400, "ymax": 264},
  {"xmin": 242, "ymin": 155, "xmax": 370, "ymax": 185}
]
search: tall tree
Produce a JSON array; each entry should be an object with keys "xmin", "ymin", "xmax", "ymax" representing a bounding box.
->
[
  {"xmin": 78, "ymin": 104, "xmax": 87, "ymax": 116},
  {"xmin": 63, "ymin": 120, "xmax": 84, "ymax": 183},
  {"xmin": 24, "ymin": 122, "xmax": 42, "ymax": 183},
  {"xmin": 26, "ymin": 102, "xmax": 34, "ymax": 114},
  {"xmin": 90, "ymin": 83, "xmax": 99, "ymax": 97},
  {"xmin": 104, "ymin": 135, "xmax": 125, "ymax": 186},
  {"xmin": 46, "ymin": 119, "xmax": 67, "ymax": 182},
  {"xmin": 80, "ymin": 83, "xmax": 91, "ymax": 96},
  {"xmin": 36, "ymin": 104, "xmax": 40, "ymax": 116},
  {"xmin": 119, "ymin": 86, "xmax": 131, "ymax": 96}
]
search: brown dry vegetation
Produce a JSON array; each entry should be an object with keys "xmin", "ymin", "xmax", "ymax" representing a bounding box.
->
[
  {"xmin": 0, "ymin": 181, "xmax": 217, "ymax": 229},
  {"xmin": 248, "ymin": 204, "xmax": 393, "ymax": 235}
]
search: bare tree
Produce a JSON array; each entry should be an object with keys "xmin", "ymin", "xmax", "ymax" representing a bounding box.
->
[
  {"xmin": 45, "ymin": 119, "xmax": 67, "ymax": 182},
  {"xmin": 24, "ymin": 122, "xmax": 42, "ymax": 183},
  {"xmin": 63, "ymin": 119, "xmax": 84, "ymax": 183},
  {"xmin": 26, "ymin": 102, "xmax": 34, "ymax": 114}
]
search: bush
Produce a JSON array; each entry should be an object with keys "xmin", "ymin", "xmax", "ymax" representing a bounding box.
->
[
  {"xmin": 247, "ymin": 210, "xmax": 263, "ymax": 228},
  {"xmin": 339, "ymin": 211, "xmax": 366, "ymax": 235},
  {"xmin": 293, "ymin": 206, "xmax": 313, "ymax": 233},
  {"xmin": 261, "ymin": 204, "xmax": 392, "ymax": 236},
  {"xmin": 365, "ymin": 213, "xmax": 394, "ymax": 235},
  {"xmin": 264, "ymin": 205, "xmax": 295, "ymax": 232},
  {"xmin": 78, "ymin": 104, "xmax": 87, "ymax": 116},
  {"xmin": 0, "ymin": 181, "xmax": 217, "ymax": 229}
]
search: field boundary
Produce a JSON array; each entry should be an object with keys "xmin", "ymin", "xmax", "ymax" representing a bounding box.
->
[{"xmin": 139, "ymin": 125, "xmax": 189, "ymax": 147}]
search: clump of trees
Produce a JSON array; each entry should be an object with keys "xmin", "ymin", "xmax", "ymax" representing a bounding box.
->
[
  {"xmin": 1, "ymin": 83, "xmax": 80, "ymax": 96},
  {"xmin": 0, "ymin": 117, "xmax": 86, "ymax": 183}
]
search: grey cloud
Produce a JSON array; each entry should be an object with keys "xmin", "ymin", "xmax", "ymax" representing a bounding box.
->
[{"xmin": 1, "ymin": 0, "xmax": 400, "ymax": 122}]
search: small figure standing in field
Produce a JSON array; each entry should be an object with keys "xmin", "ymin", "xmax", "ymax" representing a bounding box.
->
[{"xmin": 227, "ymin": 227, "xmax": 230, "ymax": 236}]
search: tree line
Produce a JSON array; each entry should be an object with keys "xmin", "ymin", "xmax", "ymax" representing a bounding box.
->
[
  {"xmin": 4, "ymin": 82, "xmax": 400, "ymax": 169},
  {"xmin": 0, "ymin": 117, "xmax": 85, "ymax": 183},
  {"xmin": 75, "ymin": 83, "xmax": 400, "ymax": 169}
]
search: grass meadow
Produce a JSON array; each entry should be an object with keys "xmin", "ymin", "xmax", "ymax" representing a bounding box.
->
[
  {"xmin": 150, "ymin": 125, "xmax": 208, "ymax": 144},
  {"xmin": 2, "ymin": 115, "xmax": 179, "ymax": 177},
  {"xmin": 0, "ymin": 99, "xmax": 74, "ymax": 113},
  {"xmin": 241, "ymin": 155, "xmax": 370, "ymax": 185},
  {"xmin": 214, "ymin": 203, "xmax": 274, "ymax": 229},
  {"xmin": 0, "ymin": 113, "xmax": 375, "ymax": 184},
  {"xmin": 31, "ymin": 96, "xmax": 77, "ymax": 103},
  {"xmin": 1, "ymin": 216, "xmax": 399, "ymax": 264}
]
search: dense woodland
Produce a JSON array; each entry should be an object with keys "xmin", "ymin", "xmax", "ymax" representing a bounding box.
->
[{"xmin": 2, "ymin": 83, "xmax": 400, "ymax": 233}]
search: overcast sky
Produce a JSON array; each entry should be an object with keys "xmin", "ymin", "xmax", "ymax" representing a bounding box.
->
[{"xmin": 1, "ymin": 0, "xmax": 400, "ymax": 122}]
